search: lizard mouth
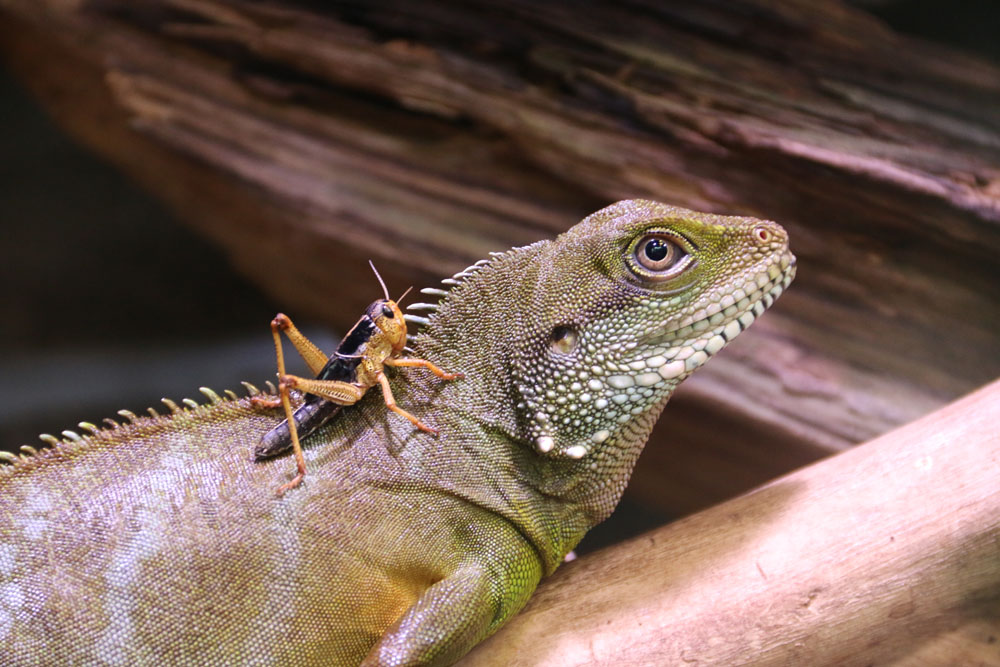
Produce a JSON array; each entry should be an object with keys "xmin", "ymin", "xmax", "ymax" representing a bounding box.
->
[
  {"xmin": 709, "ymin": 253, "xmax": 797, "ymax": 343},
  {"xmin": 636, "ymin": 252, "xmax": 796, "ymax": 377}
]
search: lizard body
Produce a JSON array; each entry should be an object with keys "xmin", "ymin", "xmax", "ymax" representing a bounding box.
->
[{"xmin": 0, "ymin": 200, "xmax": 795, "ymax": 665}]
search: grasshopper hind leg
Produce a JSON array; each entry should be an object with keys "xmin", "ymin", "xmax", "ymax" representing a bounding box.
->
[
  {"xmin": 274, "ymin": 381, "xmax": 307, "ymax": 496},
  {"xmin": 259, "ymin": 313, "xmax": 326, "ymax": 495}
]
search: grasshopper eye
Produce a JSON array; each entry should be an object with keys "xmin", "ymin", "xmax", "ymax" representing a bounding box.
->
[
  {"xmin": 630, "ymin": 232, "xmax": 693, "ymax": 281},
  {"xmin": 381, "ymin": 304, "xmax": 394, "ymax": 319}
]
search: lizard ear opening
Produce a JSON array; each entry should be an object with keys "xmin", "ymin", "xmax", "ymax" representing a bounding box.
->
[{"xmin": 550, "ymin": 325, "xmax": 579, "ymax": 354}]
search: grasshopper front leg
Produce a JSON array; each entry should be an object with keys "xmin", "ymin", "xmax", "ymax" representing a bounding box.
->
[
  {"xmin": 383, "ymin": 356, "xmax": 463, "ymax": 380},
  {"xmin": 374, "ymin": 372, "xmax": 439, "ymax": 435}
]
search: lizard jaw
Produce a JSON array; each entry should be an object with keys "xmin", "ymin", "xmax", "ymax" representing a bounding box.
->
[
  {"xmin": 520, "ymin": 254, "xmax": 795, "ymax": 462},
  {"xmin": 637, "ymin": 249, "xmax": 797, "ymax": 378}
]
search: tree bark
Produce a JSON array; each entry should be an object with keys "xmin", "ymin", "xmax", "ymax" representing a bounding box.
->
[
  {"xmin": 0, "ymin": 0, "xmax": 998, "ymax": 516},
  {"xmin": 462, "ymin": 379, "xmax": 1000, "ymax": 666}
]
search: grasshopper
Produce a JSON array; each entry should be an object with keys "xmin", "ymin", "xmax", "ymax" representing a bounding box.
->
[{"xmin": 254, "ymin": 262, "xmax": 462, "ymax": 495}]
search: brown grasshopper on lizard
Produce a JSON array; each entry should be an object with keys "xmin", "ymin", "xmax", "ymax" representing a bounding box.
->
[{"xmin": 253, "ymin": 261, "xmax": 462, "ymax": 494}]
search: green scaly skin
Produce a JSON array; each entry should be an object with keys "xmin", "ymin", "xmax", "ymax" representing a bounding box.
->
[{"xmin": 0, "ymin": 200, "xmax": 795, "ymax": 665}]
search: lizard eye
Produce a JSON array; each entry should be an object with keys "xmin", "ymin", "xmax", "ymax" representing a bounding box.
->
[
  {"xmin": 630, "ymin": 232, "xmax": 692, "ymax": 281},
  {"xmin": 381, "ymin": 304, "xmax": 394, "ymax": 319}
]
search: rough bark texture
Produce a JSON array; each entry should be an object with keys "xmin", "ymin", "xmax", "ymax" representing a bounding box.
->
[
  {"xmin": 1, "ymin": 0, "xmax": 998, "ymax": 517},
  {"xmin": 463, "ymin": 379, "xmax": 1000, "ymax": 666}
]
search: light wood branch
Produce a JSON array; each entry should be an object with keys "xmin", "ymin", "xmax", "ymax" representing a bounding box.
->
[{"xmin": 463, "ymin": 378, "xmax": 1000, "ymax": 665}]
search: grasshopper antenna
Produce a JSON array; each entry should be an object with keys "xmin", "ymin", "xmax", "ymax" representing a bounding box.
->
[{"xmin": 369, "ymin": 260, "xmax": 391, "ymax": 301}]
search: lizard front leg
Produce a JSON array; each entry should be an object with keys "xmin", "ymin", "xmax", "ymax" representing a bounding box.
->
[{"xmin": 361, "ymin": 549, "xmax": 543, "ymax": 667}]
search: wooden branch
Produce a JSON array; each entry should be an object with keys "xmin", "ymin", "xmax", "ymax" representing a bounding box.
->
[
  {"xmin": 1, "ymin": 1, "xmax": 998, "ymax": 514},
  {"xmin": 461, "ymin": 378, "xmax": 1000, "ymax": 665}
]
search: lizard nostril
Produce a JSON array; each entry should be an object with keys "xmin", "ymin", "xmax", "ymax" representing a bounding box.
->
[
  {"xmin": 753, "ymin": 226, "xmax": 772, "ymax": 243},
  {"xmin": 550, "ymin": 325, "xmax": 579, "ymax": 354}
]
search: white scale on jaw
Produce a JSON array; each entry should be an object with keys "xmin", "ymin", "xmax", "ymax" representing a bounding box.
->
[{"xmin": 522, "ymin": 261, "xmax": 794, "ymax": 460}]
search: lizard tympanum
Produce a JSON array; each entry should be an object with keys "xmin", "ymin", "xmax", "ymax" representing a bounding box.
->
[{"xmin": 0, "ymin": 200, "xmax": 795, "ymax": 665}]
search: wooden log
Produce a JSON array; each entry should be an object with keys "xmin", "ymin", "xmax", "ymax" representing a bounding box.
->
[
  {"xmin": 462, "ymin": 378, "xmax": 1000, "ymax": 665},
  {"xmin": 1, "ymin": 1, "xmax": 998, "ymax": 515}
]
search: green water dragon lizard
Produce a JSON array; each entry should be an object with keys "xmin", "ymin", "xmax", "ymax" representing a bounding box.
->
[{"xmin": 0, "ymin": 200, "xmax": 795, "ymax": 665}]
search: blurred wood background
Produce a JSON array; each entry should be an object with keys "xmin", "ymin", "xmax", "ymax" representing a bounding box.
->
[{"xmin": 0, "ymin": 0, "xmax": 998, "ymax": 525}]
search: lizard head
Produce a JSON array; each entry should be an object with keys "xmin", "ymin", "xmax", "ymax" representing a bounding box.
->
[
  {"xmin": 406, "ymin": 199, "xmax": 794, "ymax": 536},
  {"xmin": 510, "ymin": 199, "xmax": 795, "ymax": 465},
  {"xmin": 407, "ymin": 199, "xmax": 794, "ymax": 515}
]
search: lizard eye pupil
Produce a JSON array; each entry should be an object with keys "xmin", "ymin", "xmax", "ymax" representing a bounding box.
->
[
  {"xmin": 381, "ymin": 304, "xmax": 394, "ymax": 319},
  {"xmin": 644, "ymin": 239, "xmax": 670, "ymax": 262}
]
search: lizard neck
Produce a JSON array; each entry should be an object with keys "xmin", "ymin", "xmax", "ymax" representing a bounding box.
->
[
  {"xmin": 409, "ymin": 242, "xmax": 547, "ymax": 442},
  {"xmin": 402, "ymin": 200, "xmax": 795, "ymax": 568},
  {"xmin": 404, "ymin": 243, "xmax": 672, "ymax": 568}
]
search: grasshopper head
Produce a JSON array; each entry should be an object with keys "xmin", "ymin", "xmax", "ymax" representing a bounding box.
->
[{"xmin": 368, "ymin": 299, "xmax": 408, "ymax": 354}]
